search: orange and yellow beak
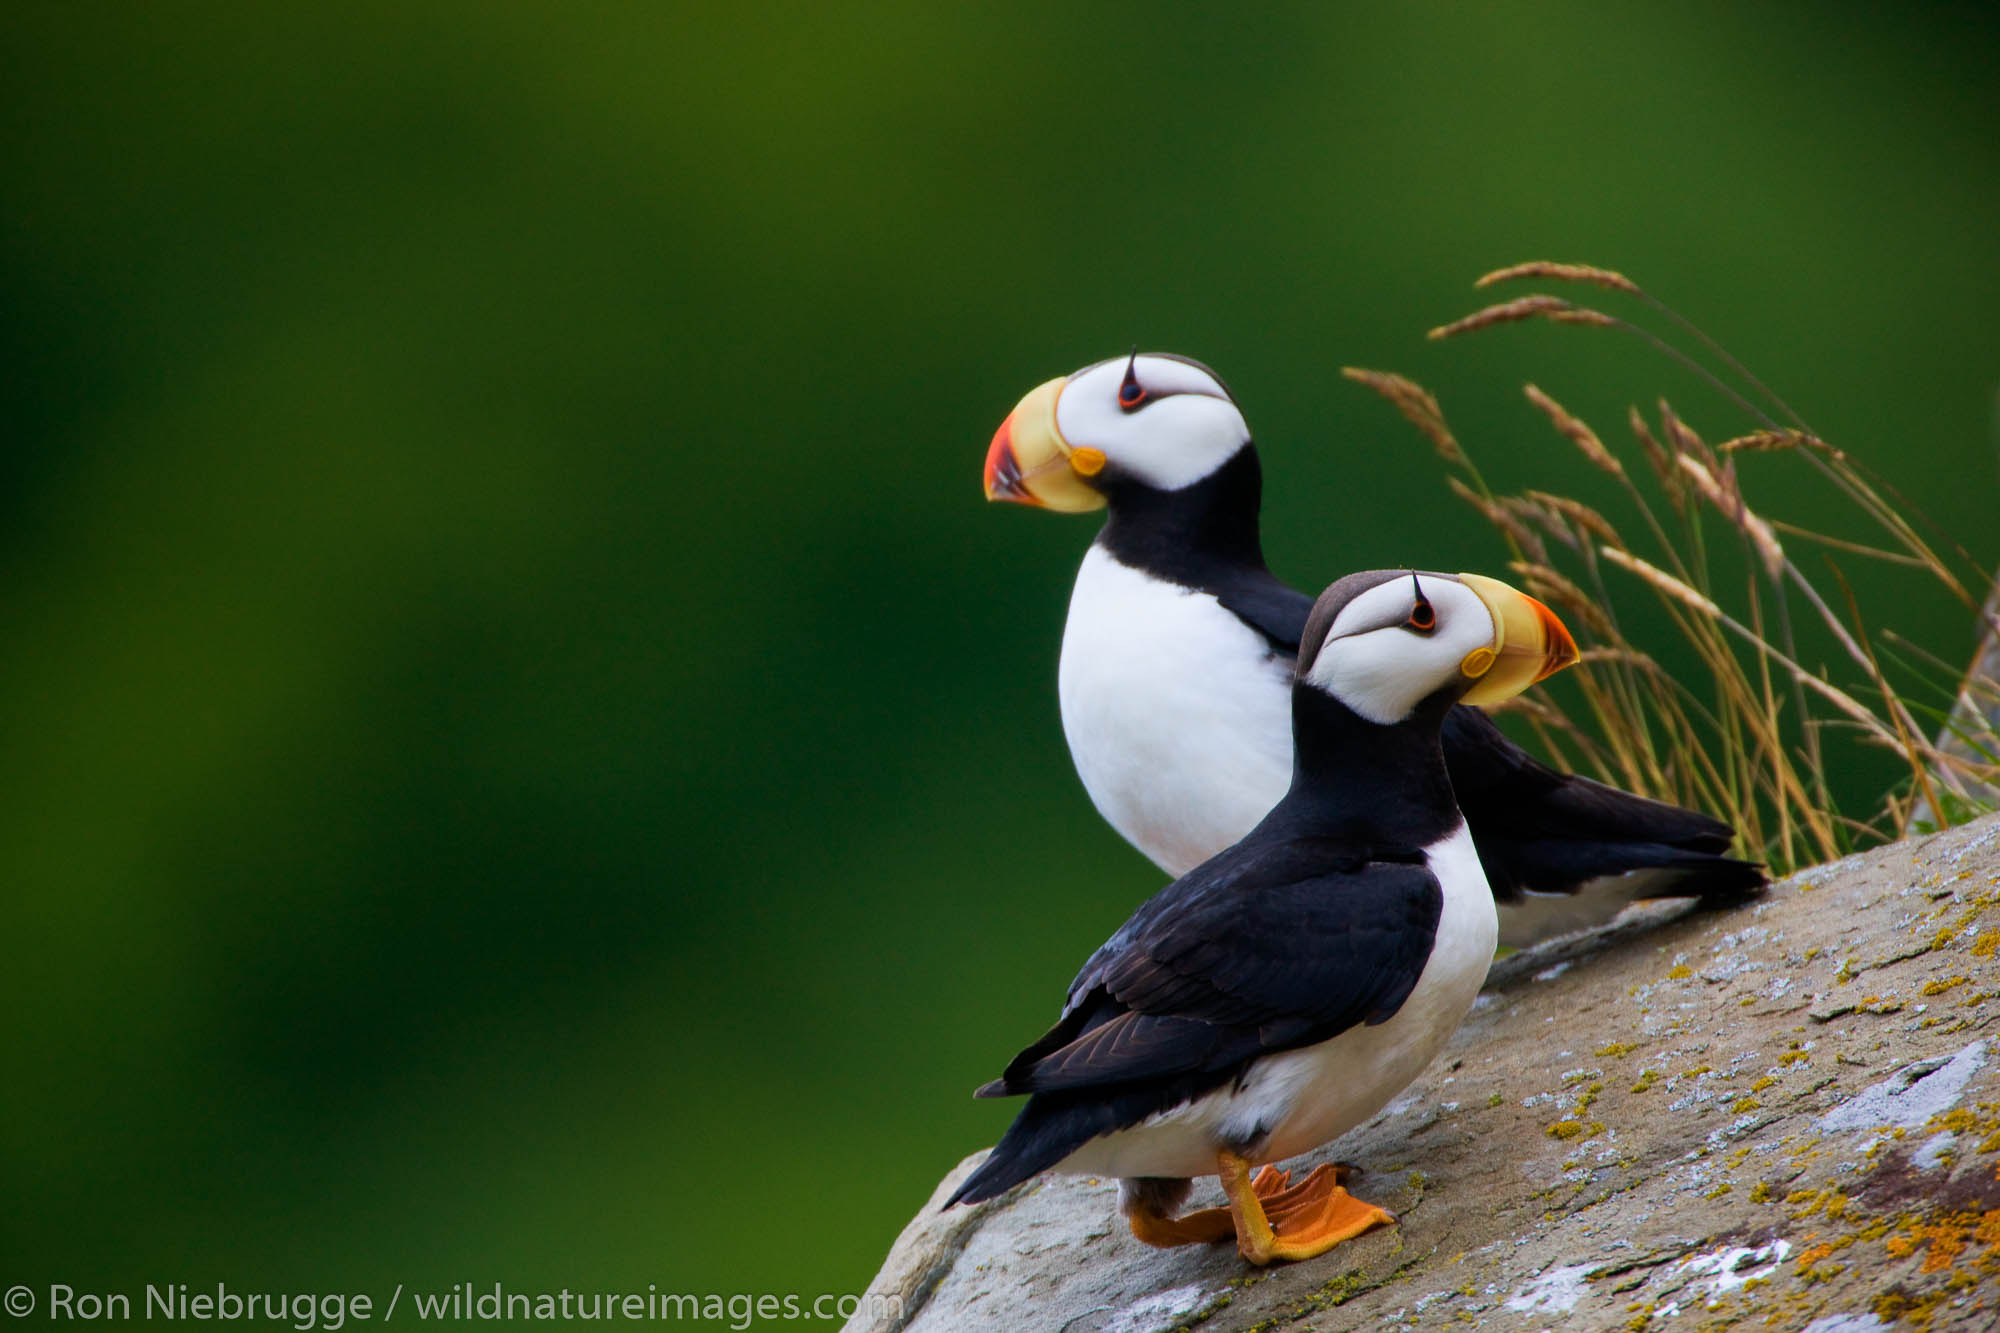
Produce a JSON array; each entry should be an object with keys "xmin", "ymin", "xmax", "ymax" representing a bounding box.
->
[
  {"xmin": 983, "ymin": 376, "xmax": 1109, "ymax": 513},
  {"xmin": 1453, "ymin": 573, "xmax": 1581, "ymax": 706}
]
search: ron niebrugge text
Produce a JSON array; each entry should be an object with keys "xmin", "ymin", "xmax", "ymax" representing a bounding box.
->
[{"xmin": 30, "ymin": 1283, "xmax": 899, "ymax": 1329}]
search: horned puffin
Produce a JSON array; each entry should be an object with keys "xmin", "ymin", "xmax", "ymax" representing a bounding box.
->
[
  {"xmin": 983, "ymin": 352, "xmax": 1764, "ymax": 946},
  {"xmin": 950, "ymin": 569, "xmax": 1580, "ymax": 1262}
]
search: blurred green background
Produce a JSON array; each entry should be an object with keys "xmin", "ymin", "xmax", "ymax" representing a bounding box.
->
[{"xmin": 5, "ymin": 0, "xmax": 1997, "ymax": 1316}]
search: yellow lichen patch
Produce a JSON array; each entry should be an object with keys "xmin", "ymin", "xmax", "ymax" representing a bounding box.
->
[
  {"xmin": 1597, "ymin": 1041, "xmax": 1639, "ymax": 1059},
  {"xmin": 1749, "ymin": 1181, "xmax": 1774, "ymax": 1203},
  {"xmin": 1793, "ymin": 1234, "xmax": 1855, "ymax": 1269},
  {"xmin": 1778, "ymin": 1049, "xmax": 1810, "ymax": 1067},
  {"xmin": 1785, "ymin": 1187, "xmax": 1854, "ymax": 1224},
  {"xmin": 1733, "ymin": 1096, "xmax": 1763, "ymax": 1113},
  {"xmin": 1921, "ymin": 975, "xmax": 1970, "ymax": 996},
  {"xmin": 1630, "ymin": 1069, "xmax": 1660, "ymax": 1094},
  {"xmin": 1547, "ymin": 1119, "xmax": 1586, "ymax": 1140},
  {"xmin": 1928, "ymin": 1101, "xmax": 2000, "ymax": 1154},
  {"xmin": 1855, "ymin": 1215, "xmax": 1899, "ymax": 1242},
  {"xmin": 1706, "ymin": 1183, "xmax": 1733, "ymax": 1199},
  {"xmin": 1666, "ymin": 963, "xmax": 1693, "ymax": 980},
  {"xmin": 1972, "ymin": 930, "xmax": 2000, "ymax": 959},
  {"xmin": 1872, "ymin": 1286, "xmax": 1947, "ymax": 1326},
  {"xmin": 1889, "ymin": 1208, "xmax": 2000, "ymax": 1273},
  {"xmin": 1751, "ymin": 1076, "xmax": 1777, "ymax": 1092}
]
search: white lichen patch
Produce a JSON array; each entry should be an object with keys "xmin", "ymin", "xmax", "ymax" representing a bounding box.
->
[
  {"xmin": 1504, "ymin": 1262, "xmax": 1594, "ymax": 1315},
  {"xmin": 1817, "ymin": 1039, "xmax": 1987, "ymax": 1132},
  {"xmin": 1718, "ymin": 925, "xmax": 1771, "ymax": 951},
  {"xmin": 1946, "ymin": 823, "xmax": 2000, "ymax": 865},
  {"xmin": 1911, "ymin": 1131, "xmax": 1957, "ymax": 1170},
  {"xmin": 1098, "ymin": 1282, "xmax": 1212, "ymax": 1333},
  {"xmin": 1663, "ymin": 1237, "xmax": 1792, "ymax": 1303},
  {"xmin": 1800, "ymin": 1314, "xmax": 1888, "ymax": 1332}
]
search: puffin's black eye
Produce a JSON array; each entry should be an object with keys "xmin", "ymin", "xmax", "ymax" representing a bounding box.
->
[
  {"xmin": 1405, "ymin": 573, "xmax": 1435, "ymax": 633},
  {"xmin": 1118, "ymin": 350, "xmax": 1148, "ymax": 411}
]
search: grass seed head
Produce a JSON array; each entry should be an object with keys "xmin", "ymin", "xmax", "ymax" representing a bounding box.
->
[
  {"xmin": 1342, "ymin": 367, "xmax": 1464, "ymax": 465},
  {"xmin": 1525, "ymin": 384, "xmax": 1624, "ymax": 477},
  {"xmin": 1428, "ymin": 295, "xmax": 1617, "ymax": 341},
  {"xmin": 1475, "ymin": 261, "xmax": 1642, "ymax": 296}
]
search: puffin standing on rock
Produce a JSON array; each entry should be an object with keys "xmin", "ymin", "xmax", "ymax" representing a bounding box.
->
[
  {"xmin": 950, "ymin": 569, "xmax": 1579, "ymax": 1263},
  {"xmin": 984, "ymin": 353, "xmax": 1765, "ymax": 946}
]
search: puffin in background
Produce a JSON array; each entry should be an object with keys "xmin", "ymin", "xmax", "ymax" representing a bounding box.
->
[
  {"xmin": 950, "ymin": 569, "xmax": 1579, "ymax": 1263},
  {"xmin": 983, "ymin": 352, "xmax": 1764, "ymax": 946}
]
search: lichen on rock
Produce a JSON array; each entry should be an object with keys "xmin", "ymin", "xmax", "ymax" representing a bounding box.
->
[{"xmin": 847, "ymin": 815, "xmax": 2000, "ymax": 1332}]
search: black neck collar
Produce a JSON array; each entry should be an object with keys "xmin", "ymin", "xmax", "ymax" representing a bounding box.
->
[
  {"xmin": 1261, "ymin": 685, "xmax": 1461, "ymax": 851},
  {"xmin": 1094, "ymin": 446, "xmax": 1267, "ymax": 584}
]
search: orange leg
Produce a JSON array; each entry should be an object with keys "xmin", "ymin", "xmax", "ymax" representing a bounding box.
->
[
  {"xmin": 1125, "ymin": 1166, "xmax": 1297, "ymax": 1248},
  {"xmin": 1217, "ymin": 1152, "xmax": 1395, "ymax": 1265}
]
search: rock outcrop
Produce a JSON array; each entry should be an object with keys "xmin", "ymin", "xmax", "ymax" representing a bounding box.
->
[{"xmin": 849, "ymin": 815, "xmax": 2000, "ymax": 1332}]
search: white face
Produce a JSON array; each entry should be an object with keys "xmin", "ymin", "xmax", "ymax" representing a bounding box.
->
[
  {"xmin": 1054, "ymin": 354, "xmax": 1248, "ymax": 492},
  {"xmin": 1303, "ymin": 574, "xmax": 1499, "ymax": 725}
]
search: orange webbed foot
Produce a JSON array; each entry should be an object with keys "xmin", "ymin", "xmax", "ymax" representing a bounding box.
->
[
  {"xmin": 1126, "ymin": 1165, "xmax": 1299, "ymax": 1248},
  {"xmin": 1219, "ymin": 1153, "xmax": 1396, "ymax": 1265}
]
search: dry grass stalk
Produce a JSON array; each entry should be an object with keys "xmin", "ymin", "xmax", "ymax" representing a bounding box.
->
[
  {"xmin": 1742, "ymin": 515, "xmax": 1786, "ymax": 582},
  {"xmin": 1524, "ymin": 384, "xmax": 1623, "ymax": 477},
  {"xmin": 1578, "ymin": 644, "xmax": 1669, "ymax": 673},
  {"xmin": 1676, "ymin": 456, "xmax": 1786, "ymax": 578},
  {"xmin": 1525, "ymin": 490, "xmax": 1622, "ymax": 547},
  {"xmin": 1598, "ymin": 547, "xmax": 1718, "ymax": 617},
  {"xmin": 1518, "ymin": 499, "xmax": 1582, "ymax": 552},
  {"xmin": 1719, "ymin": 429, "xmax": 1808, "ymax": 454},
  {"xmin": 1495, "ymin": 499, "xmax": 1553, "ymax": 564},
  {"xmin": 1447, "ymin": 478, "xmax": 1537, "ymax": 559},
  {"xmin": 1427, "ymin": 295, "xmax": 1616, "ymax": 341},
  {"xmin": 1716, "ymin": 429, "xmax": 1849, "ymax": 463},
  {"xmin": 1602, "ymin": 552, "xmax": 1915, "ymax": 748},
  {"xmin": 1829, "ymin": 568, "xmax": 1955, "ymax": 821},
  {"xmin": 1766, "ymin": 520, "xmax": 1925, "ymax": 567},
  {"xmin": 1370, "ymin": 261, "xmax": 2000, "ymax": 870},
  {"xmin": 1476, "ymin": 261, "xmax": 1641, "ymax": 296},
  {"xmin": 1341, "ymin": 367, "xmax": 1463, "ymax": 465},
  {"xmin": 1658, "ymin": 400, "xmax": 1718, "ymax": 471},
  {"xmin": 1628, "ymin": 407, "xmax": 1684, "ymax": 513},
  {"xmin": 1510, "ymin": 561, "xmax": 1616, "ymax": 639}
]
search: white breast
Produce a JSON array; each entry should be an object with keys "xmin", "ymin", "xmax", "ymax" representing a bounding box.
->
[
  {"xmin": 1054, "ymin": 822, "xmax": 1498, "ymax": 1182},
  {"xmin": 1057, "ymin": 545, "xmax": 1295, "ymax": 876},
  {"xmin": 1254, "ymin": 821, "xmax": 1497, "ymax": 1159}
]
